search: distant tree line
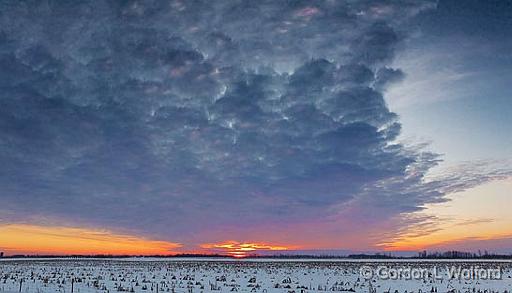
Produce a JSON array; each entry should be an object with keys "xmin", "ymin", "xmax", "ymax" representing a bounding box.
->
[
  {"xmin": 0, "ymin": 253, "xmax": 231, "ymax": 259},
  {"xmin": 2, "ymin": 251, "xmax": 512, "ymax": 259},
  {"xmin": 415, "ymin": 250, "xmax": 510, "ymax": 259}
]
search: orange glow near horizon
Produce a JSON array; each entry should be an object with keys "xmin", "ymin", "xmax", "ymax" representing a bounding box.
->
[
  {"xmin": 201, "ymin": 241, "xmax": 295, "ymax": 257},
  {"xmin": 380, "ymin": 178, "xmax": 512, "ymax": 252},
  {"xmin": 383, "ymin": 233, "xmax": 512, "ymax": 252},
  {"xmin": 2, "ymin": 180, "xmax": 510, "ymax": 256},
  {"xmin": 0, "ymin": 224, "xmax": 181, "ymax": 256}
]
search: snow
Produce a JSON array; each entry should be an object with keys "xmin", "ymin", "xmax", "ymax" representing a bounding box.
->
[{"xmin": 0, "ymin": 258, "xmax": 511, "ymax": 292}]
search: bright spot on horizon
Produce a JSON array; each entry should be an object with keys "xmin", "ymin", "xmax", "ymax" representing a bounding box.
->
[{"xmin": 200, "ymin": 241, "xmax": 294, "ymax": 258}]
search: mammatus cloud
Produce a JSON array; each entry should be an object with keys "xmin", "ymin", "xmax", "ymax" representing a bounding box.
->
[{"xmin": 0, "ymin": 0, "xmax": 508, "ymax": 252}]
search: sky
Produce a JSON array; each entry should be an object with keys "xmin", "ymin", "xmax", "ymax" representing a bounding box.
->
[{"xmin": 0, "ymin": 0, "xmax": 511, "ymax": 257}]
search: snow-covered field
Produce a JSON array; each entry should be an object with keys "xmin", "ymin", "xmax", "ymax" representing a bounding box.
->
[{"xmin": 0, "ymin": 258, "xmax": 511, "ymax": 293}]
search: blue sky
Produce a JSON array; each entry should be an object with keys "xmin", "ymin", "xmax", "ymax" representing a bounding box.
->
[{"xmin": 388, "ymin": 0, "xmax": 512, "ymax": 163}]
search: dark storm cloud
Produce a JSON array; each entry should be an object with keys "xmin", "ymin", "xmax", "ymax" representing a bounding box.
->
[
  {"xmin": 374, "ymin": 67, "xmax": 405, "ymax": 91},
  {"xmin": 2, "ymin": 0, "xmax": 505, "ymax": 246}
]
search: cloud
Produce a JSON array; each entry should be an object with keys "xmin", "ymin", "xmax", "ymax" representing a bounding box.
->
[
  {"xmin": 366, "ymin": 161, "xmax": 512, "ymax": 250},
  {"xmin": 374, "ymin": 67, "xmax": 405, "ymax": 91},
  {"xmin": 427, "ymin": 235, "xmax": 512, "ymax": 254},
  {"xmin": 200, "ymin": 241, "xmax": 293, "ymax": 257},
  {"xmin": 2, "ymin": 0, "xmax": 507, "ymax": 251},
  {"xmin": 385, "ymin": 44, "xmax": 481, "ymax": 109},
  {"xmin": 0, "ymin": 224, "xmax": 181, "ymax": 255}
]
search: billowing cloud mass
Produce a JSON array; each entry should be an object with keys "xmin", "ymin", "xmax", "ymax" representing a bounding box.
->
[{"xmin": 0, "ymin": 0, "xmax": 508, "ymax": 252}]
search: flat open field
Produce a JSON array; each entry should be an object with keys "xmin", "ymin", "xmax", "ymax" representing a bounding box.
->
[{"xmin": 1, "ymin": 259, "xmax": 511, "ymax": 293}]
